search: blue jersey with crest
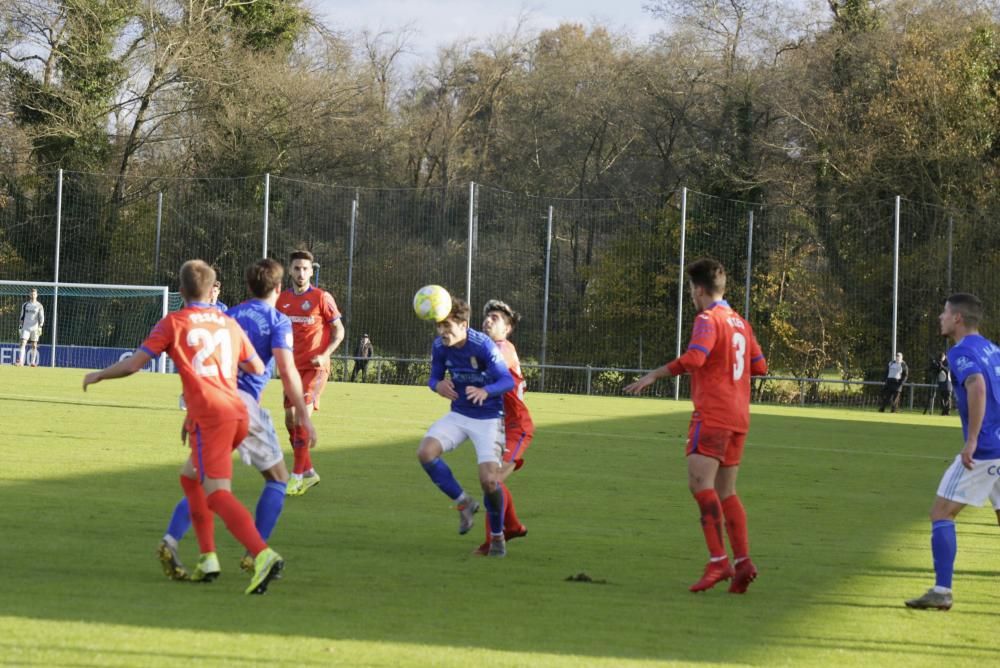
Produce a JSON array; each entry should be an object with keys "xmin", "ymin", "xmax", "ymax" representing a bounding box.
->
[
  {"xmin": 428, "ymin": 328, "xmax": 514, "ymax": 419},
  {"xmin": 227, "ymin": 299, "xmax": 294, "ymax": 402},
  {"xmin": 948, "ymin": 334, "xmax": 1000, "ymax": 460}
]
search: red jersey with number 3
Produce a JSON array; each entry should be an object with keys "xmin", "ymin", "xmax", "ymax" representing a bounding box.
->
[
  {"xmin": 495, "ymin": 339, "xmax": 534, "ymax": 435},
  {"xmin": 140, "ymin": 304, "xmax": 257, "ymax": 424},
  {"xmin": 277, "ymin": 286, "xmax": 341, "ymax": 369},
  {"xmin": 668, "ymin": 300, "xmax": 766, "ymax": 433}
]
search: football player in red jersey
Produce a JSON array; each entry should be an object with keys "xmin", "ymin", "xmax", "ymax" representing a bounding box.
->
[
  {"xmin": 83, "ymin": 260, "xmax": 285, "ymax": 594},
  {"xmin": 473, "ymin": 299, "xmax": 534, "ymax": 555},
  {"xmin": 625, "ymin": 258, "xmax": 767, "ymax": 594},
  {"xmin": 276, "ymin": 250, "xmax": 344, "ymax": 495}
]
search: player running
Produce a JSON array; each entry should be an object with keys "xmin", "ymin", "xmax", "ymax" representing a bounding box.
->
[
  {"xmin": 905, "ymin": 293, "xmax": 1000, "ymax": 611},
  {"xmin": 157, "ymin": 258, "xmax": 317, "ymax": 581},
  {"xmin": 83, "ymin": 260, "xmax": 285, "ymax": 595},
  {"xmin": 276, "ymin": 250, "xmax": 344, "ymax": 496},
  {"xmin": 625, "ymin": 258, "xmax": 767, "ymax": 594},
  {"xmin": 417, "ymin": 297, "xmax": 515, "ymax": 557},
  {"xmin": 17, "ymin": 288, "xmax": 44, "ymax": 367},
  {"xmin": 473, "ymin": 299, "xmax": 533, "ymax": 555}
]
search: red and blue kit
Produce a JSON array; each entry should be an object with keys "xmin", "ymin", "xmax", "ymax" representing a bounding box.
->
[
  {"xmin": 277, "ymin": 286, "xmax": 341, "ymax": 404},
  {"xmin": 665, "ymin": 300, "xmax": 766, "ymax": 463}
]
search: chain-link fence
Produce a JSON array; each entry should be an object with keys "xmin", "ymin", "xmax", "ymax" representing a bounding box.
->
[{"xmin": 1, "ymin": 170, "xmax": 993, "ymax": 407}]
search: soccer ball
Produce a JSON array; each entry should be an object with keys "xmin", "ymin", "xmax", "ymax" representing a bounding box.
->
[{"xmin": 413, "ymin": 285, "xmax": 452, "ymax": 322}]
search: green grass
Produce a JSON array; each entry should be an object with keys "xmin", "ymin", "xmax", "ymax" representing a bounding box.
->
[{"xmin": 2, "ymin": 368, "xmax": 998, "ymax": 666}]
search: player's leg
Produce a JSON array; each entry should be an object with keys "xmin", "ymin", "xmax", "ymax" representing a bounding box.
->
[
  {"xmin": 177, "ymin": 449, "xmax": 220, "ymax": 582},
  {"xmin": 237, "ymin": 397, "xmax": 289, "ymax": 562},
  {"xmin": 17, "ymin": 331, "xmax": 28, "ymax": 366},
  {"xmin": 285, "ymin": 367, "xmax": 320, "ymax": 495},
  {"xmin": 478, "ymin": 429, "xmax": 531, "ymax": 553},
  {"xmin": 715, "ymin": 433, "xmax": 756, "ymax": 593},
  {"xmin": 686, "ymin": 421, "xmax": 733, "ymax": 591},
  {"xmin": 469, "ymin": 417, "xmax": 506, "ymax": 556},
  {"xmin": 418, "ymin": 414, "xmax": 478, "ymax": 532},
  {"xmin": 29, "ymin": 336, "xmax": 39, "ymax": 366}
]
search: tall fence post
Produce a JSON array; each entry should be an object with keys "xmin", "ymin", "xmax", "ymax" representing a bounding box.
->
[
  {"xmin": 154, "ymin": 191, "xmax": 163, "ymax": 282},
  {"xmin": 466, "ymin": 181, "xmax": 475, "ymax": 302},
  {"xmin": 540, "ymin": 205, "xmax": 554, "ymax": 393},
  {"xmin": 674, "ymin": 187, "xmax": 688, "ymax": 400},
  {"xmin": 159, "ymin": 287, "xmax": 169, "ymax": 373},
  {"xmin": 344, "ymin": 195, "xmax": 358, "ymax": 381},
  {"xmin": 744, "ymin": 208, "xmax": 754, "ymax": 318},
  {"xmin": 51, "ymin": 168, "xmax": 63, "ymax": 368},
  {"xmin": 892, "ymin": 195, "xmax": 900, "ymax": 357},
  {"xmin": 262, "ymin": 173, "xmax": 271, "ymax": 258},
  {"xmin": 947, "ymin": 214, "xmax": 953, "ymax": 295}
]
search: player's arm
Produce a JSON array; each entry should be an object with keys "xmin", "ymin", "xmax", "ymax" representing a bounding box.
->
[
  {"xmin": 18, "ymin": 303, "xmax": 25, "ymax": 329},
  {"xmin": 274, "ymin": 347, "xmax": 317, "ymax": 448},
  {"xmin": 625, "ymin": 319, "xmax": 715, "ymax": 395},
  {"xmin": 38, "ymin": 304, "xmax": 44, "ymax": 329},
  {"xmin": 82, "ymin": 350, "xmax": 153, "ymax": 390},
  {"xmin": 429, "ymin": 344, "xmax": 457, "ymax": 400},
  {"xmin": 749, "ymin": 330, "xmax": 767, "ymax": 376},
  {"xmin": 235, "ymin": 328, "xmax": 265, "ymax": 375},
  {"xmin": 313, "ymin": 294, "xmax": 345, "ymax": 366},
  {"xmin": 467, "ymin": 345, "xmax": 515, "ymax": 406},
  {"xmin": 960, "ymin": 373, "xmax": 985, "ymax": 470}
]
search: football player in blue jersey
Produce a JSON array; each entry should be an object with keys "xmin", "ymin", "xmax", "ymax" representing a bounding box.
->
[
  {"xmin": 906, "ymin": 293, "xmax": 1000, "ymax": 611},
  {"xmin": 157, "ymin": 258, "xmax": 317, "ymax": 582},
  {"xmin": 417, "ymin": 296, "xmax": 516, "ymax": 557}
]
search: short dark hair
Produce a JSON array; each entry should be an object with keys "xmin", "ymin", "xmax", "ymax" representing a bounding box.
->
[
  {"xmin": 686, "ymin": 257, "xmax": 726, "ymax": 295},
  {"xmin": 245, "ymin": 258, "xmax": 284, "ymax": 298},
  {"xmin": 289, "ymin": 249, "xmax": 314, "ymax": 264},
  {"xmin": 446, "ymin": 297, "xmax": 471, "ymax": 325},
  {"xmin": 946, "ymin": 293, "xmax": 983, "ymax": 327},
  {"xmin": 179, "ymin": 260, "xmax": 215, "ymax": 301},
  {"xmin": 483, "ymin": 299, "xmax": 521, "ymax": 330}
]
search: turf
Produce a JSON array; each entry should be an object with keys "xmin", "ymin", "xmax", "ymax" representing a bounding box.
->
[{"xmin": 1, "ymin": 367, "xmax": 997, "ymax": 667}]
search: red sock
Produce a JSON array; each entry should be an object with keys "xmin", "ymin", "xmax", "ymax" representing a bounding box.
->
[
  {"xmin": 206, "ymin": 489, "xmax": 267, "ymax": 557},
  {"xmin": 290, "ymin": 427, "xmax": 306, "ymax": 474},
  {"xmin": 693, "ymin": 489, "xmax": 727, "ymax": 559},
  {"xmin": 721, "ymin": 494, "xmax": 749, "ymax": 560},
  {"xmin": 502, "ymin": 483, "xmax": 522, "ymax": 532},
  {"xmin": 180, "ymin": 475, "xmax": 215, "ymax": 554}
]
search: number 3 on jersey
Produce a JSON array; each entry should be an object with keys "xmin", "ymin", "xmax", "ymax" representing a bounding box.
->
[
  {"xmin": 732, "ymin": 332, "xmax": 746, "ymax": 380},
  {"xmin": 187, "ymin": 327, "xmax": 233, "ymax": 377}
]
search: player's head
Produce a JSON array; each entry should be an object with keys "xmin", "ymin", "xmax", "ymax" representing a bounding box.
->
[
  {"xmin": 29, "ymin": 288, "xmax": 37, "ymax": 300},
  {"xmin": 437, "ymin": 297, "xmax": 471, "ymax": 347},
  {"xmin": 246, "ymin": 258, "xmax": 284, "ymax": 299},
  {"xmin": 686, "ymin": 257, "xmax": 726, "ymax": 308},
  {"xmin": 210, "ymin": 279, "xmax": 221, "ymax": 303},
  {"xmin": 179, "ymin": 260, "xmax": 215, "ymax": 303},
  {"xmin": 941, "ymin": 293, "xmax": 982, "ymax": 337},
  {"xmin": 895, "ymin": 352, "xmax": 903, "ymax": 362},
  {"xmin": 482, "ymin": 299, "xmax": 520, "ymax": 343},
  {"xmin": 289, "ymin": 250, "xmax": 314, "ymax": 290}
]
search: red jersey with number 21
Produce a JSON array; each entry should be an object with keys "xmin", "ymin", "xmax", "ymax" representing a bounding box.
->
[
  {"xmin": 140, "ymin": 305, "xmax": 257, "ymax": 424},
  {"xmin": 667, "ymin": 300, "xmax": 766, "ymax": 433}
]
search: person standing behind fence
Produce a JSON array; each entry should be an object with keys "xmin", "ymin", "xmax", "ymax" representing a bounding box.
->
[
  {"xmin": 624, "ymin": 258, "xmax": 767, "ymax": 594},
  {"xmin": 878, "ymin": 352, "xmax": 909, "ymax": 413},
  {"xmin": 350, "ymin": 334, "xmax": 374, "ymax": 382},
  {"xmin": 17, "ymin": 288, "xmax": 44, "ymax": 367}
]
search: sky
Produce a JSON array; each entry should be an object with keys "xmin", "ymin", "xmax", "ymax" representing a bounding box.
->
[{"xmin": 307, "ymin": 0, "xmax": 661, "ymax": 62}]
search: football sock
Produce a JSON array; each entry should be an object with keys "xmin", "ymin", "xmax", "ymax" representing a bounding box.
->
[
  {"xmin": 721, "ymin": 494, "xmax": 749, "ymax": 560},
  {"xmin": 421, "ymin": 457, "xmax": 463, "ymax": 500},
  {"xmin": 254, "ymin": 481, "xmax": 287, "ymax": 541},
  {"xmin": 484, "ymin": 486, "xmax": 505, "ymax": 535},
  {"xmin": 18, "ymin": 343, "xmax": 26, "ymax": 364},
  {"xmin": 931, "ymin": 519, "xmax": 956, "ymax": 589},
  {"xmin": 502, "ymin": 483, "xmax": 522, "ymax": 531},
  {"xmin": 206, "ymin": 489, "xmax": 267, "ymax": 557},
  {"xmin": 180, "ymin": 476, "xmax": 215, "ymax": 554},
  {"xmin": 166, "ymin": 497, "xmax": 192, "ymax": 542},
  {"xmin": 290, "ymin": 427, "xmax": 308, "ymax": 475},
  {"xmin": 693, "ymin": 489, "xmax": 727, "ymax": 559}
]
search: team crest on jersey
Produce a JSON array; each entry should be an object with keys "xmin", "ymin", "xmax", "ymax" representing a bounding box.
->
[
  {"xmin": 301, "ymin": 300, "xmax": 312, "ymax": 311},
  {"xmin": 470, "ymin": 357, "xmax": 480, "ymax": 369}
]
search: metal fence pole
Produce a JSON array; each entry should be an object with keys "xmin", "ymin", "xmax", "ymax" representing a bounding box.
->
[
  {"xmin": 744, "ymin": 209, "xmax": 754, "ymax": 318},
  {"xmin": 892, "ymin": 195, "xmax": 900, "ymax": 357},
  {"xmin": 262, "ymin": 173, "xmax": 270, "ymax": 258},
  {"xmin": 540, "ymin": 205, "xmax": 554, "ymax": 392},
  {"xmin": 51, "ymin": 168, "xmax": 63, "ymax": 368},
  {"xmin": 344, "ymin": 196, "xmax": 358, "ymax": 381},
  {"xmin": 154, "ymin": 191, "xmax": 163, "ymax": 282},
  {"xmin": 466, "ymin": 181, "xmax": 475, "ymax": 302},
  {"xmin": 947, "ymin": 214, "xmax": 953, "ymax": 295},
  {"xmin": 159, "ymin": 286, "xmax": 169, "ymax": 373},
  {"xmin": 674, "ymin": 187, "xmax": 688, "ymax": 400}
]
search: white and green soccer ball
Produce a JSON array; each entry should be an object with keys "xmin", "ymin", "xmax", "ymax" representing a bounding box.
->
[{"xmin": 413, "ymin": 285, "xmax": 452, "ymax": 322}]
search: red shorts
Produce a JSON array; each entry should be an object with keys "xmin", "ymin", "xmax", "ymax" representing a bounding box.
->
[
  {"xmin": 503, "ymin": 429, "xmax": 534, "ymax": 470},
  {"xmin": 685, "ymin": 420, "xmax": 745, "ymax": 467},
  {"xmin": 188, "ymin": 418, "xmax": 249, "ymax": 481},
  {"xmin": 285, "ymin": 365, "xmax": 329, "ymax": 409}
]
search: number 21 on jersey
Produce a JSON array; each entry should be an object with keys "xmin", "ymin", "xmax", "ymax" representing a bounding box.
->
[{"xmin": 187, "ymin": 327, "xmax": 233, "ymax": 378}]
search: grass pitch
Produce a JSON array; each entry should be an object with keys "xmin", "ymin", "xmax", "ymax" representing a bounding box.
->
[{"xmin": 1, "ymin": 367, "xmax": 998, "ymax": 667}]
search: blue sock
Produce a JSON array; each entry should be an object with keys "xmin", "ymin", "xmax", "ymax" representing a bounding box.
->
[
  {"xmin": 421, "ymin": 458, "xmax": 463, "ymax": 500},
  {"xmin": 484, "ymin": 486, "xmax": 505, "ymax": 535},
  {"xmin": 255, "ymin": 481, "xmax": 287, "ymax": 541},
  {"xmin": 931, "ymin": 519, "xmax": 957, "ymax": 589},
  {"xmin": 166, "ymin": 498, "xmax": 191, "ymax": 542}
]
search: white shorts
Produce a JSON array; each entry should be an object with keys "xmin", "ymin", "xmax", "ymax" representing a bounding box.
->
[
  {"xmin": 936, "ymin": 455, "xmax": 1000, "ymax": 507},
  {"xmin": 20, "ymin": 328, "xmax": 40, "ymax": 342},
  {"xmin": 425, "ymin": 412, "xmax": 504, "ymax": 465},
  {"xmin": 236, "ymin": 390, "xmax": 284, "ymax": 472}
]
